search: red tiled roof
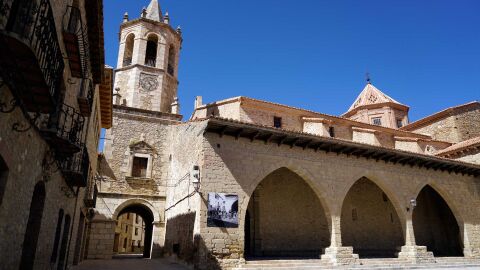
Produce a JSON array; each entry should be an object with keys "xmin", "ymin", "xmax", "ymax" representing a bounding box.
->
[
  {"xmin": 436, "ymin": 136, "xmax": 480, "ymax": 157},
  {"xmin": 401, "ymin": 101, "xmax": 480, "ymax": 131}
]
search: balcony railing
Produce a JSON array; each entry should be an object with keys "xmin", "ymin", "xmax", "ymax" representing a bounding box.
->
[
  {"xmin": 77, "ymin": 78, "xmax": 93, "ymax": 116},
  {"xmin": 41, "ymin": 103, "xmax": 85, "ymax": 156},
  {"xmin": 0, "ymin": 0, "xmax": 64, "ymax": 113},
  {"xmin": 62, "ymin": 5, "xmax": 90, "ymax": 78},
  {"xmin": 145, "ymin": 58, "xmax": 156, "ymax": 67},
  {"xmin": 59, "ymin": 145, "xmax": 89, "ymax": 187}
]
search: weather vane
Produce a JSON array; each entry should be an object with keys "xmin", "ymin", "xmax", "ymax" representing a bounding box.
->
[{"xmin": 366, "ymin": 72, "xmax": 371, "ymax": 84}]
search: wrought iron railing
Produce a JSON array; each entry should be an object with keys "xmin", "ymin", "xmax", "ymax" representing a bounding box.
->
[
  {"xmin": 0, "ymin": 0, "xmax": 64, "ymax": 106},
  {"xmin": 59, "ymin": 145, "xmax": 90, "ymax": 187},
  {"xmin": 62, "ymin": 5, "xmax": 90, "ymax": 78},
  {"xmin": 42, "ymin": 103, "xmax": 85, "ymax": 154}
]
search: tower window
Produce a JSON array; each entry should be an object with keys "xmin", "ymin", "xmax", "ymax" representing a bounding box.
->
[
  {"xmin": 123, "ymin": 34, "xmax": 135, "ymax": 67},
  {"xmin": 132, "ymin": 157, "xmax": 148, "ymax": 178},
  {"xmin": 135, "ymin": 228, "xmax": 138, "ymax": 236},
  {"xmin": 144, "ymin": 35, "xmax": 158, "ymax": 67},
  {"xmin": 396, "ymin": 119, "xmax": 403, "ymax": 128},
  {"xmin": 167, "ymin": 45, "xmax": 176, "ymax": 76},
  {"xmin": 372, "ymin": 117, "xmax": 382, "ymax": 126},
  {"xmin": 329, "ymin": 127, "xmax": 335, "ymax": 138},
  {"xmin": 273, "ymin": 117, "xmax": 282, "ymax": 128}
]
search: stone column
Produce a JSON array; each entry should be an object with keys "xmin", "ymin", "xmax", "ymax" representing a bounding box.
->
[
  {"xmin": 463, "ymin": 223, "xmax": 480, "ymax": 258},
  {"xmin": 320, "ymin": 214, "xmax": 359, "ymax": 266},
  {"xmin": 398, "ymin": 212, "xmax": 434, "ymax": 263}
]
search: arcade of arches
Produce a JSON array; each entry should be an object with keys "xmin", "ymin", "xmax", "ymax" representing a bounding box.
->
[{"xmin": 244, "ymin": 168, "xmax": 465, "ymax": 260}]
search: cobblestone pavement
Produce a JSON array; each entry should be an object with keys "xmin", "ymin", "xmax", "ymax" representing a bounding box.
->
[{"xmin": 72, "ymin": 258, "xmax": 191, "ymax": 270}]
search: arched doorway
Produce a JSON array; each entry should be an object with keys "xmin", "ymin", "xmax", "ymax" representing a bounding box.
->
[
  {"xmin": 20, "ymin": 181, "xmax": 46, "ymax": 270},
  {"xmin": 413, "ymin": 185, "xmax": 463, "ymax": 257},
  {"xmin": 341, "ymin": 177, "xmax": 403, "ymax": 258},
  {"xmin": 245, "ymin": 168, "xmax": 330, "ymax": 258},
  {"xmin": 114, "ymin": 203, "xmax": 154, "ymax": 258}
]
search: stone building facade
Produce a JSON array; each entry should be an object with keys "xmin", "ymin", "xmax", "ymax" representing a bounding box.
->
[
  {"xmin": 0, "ymin": 0, "xmax": 112, "ymax": 269},
  {"xmin": 87, "ymin": 1, "xmax": 480, "ymax": 269}
]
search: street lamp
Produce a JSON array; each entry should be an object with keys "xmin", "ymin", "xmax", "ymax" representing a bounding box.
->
[{"xmin": 191, "ymin": 165, "xmax": 201, "ymax": 191}]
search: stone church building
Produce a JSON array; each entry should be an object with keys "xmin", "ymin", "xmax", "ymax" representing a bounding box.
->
[{"xmin": 87, "ymin": 1, "xmax": 480, "ymax": 269}]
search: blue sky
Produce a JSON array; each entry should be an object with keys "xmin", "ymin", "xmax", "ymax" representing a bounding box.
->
[{"xmin": 103, "ymin": 0, "xmax": 479, "ymax": 121}]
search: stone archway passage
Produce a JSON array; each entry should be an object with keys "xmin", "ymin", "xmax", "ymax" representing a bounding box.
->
[
  {"xmin": 116, "ymin": 204, "xmax": 154, "ymax": 258},
  {"xmin": 341, "ymin": 178, "xmax": 403, "ymax": 258},
  {"xmin": 245, "ymin": 168, "xmax": 330, "ymax": 258},
  {"xmin": 413, "ymin": 185, "xmax": 463, "ymax": 257}
]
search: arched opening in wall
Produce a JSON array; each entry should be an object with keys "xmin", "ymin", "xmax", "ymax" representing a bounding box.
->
[
  {"xmin": 167, "ymin": 45, "xmax": 175, "ymax": 76},
  {"xmin": 50, "ymin": 209, "xmax": 64, "ymax": 265},
  {"xmin": 19, "ymin": 181, "xmax": 46, "ymax": 270},
  {"xmin": 144, "ymin": 34, "xmax": 158, "ymax": 67},
  {"xmin": 341, "ymin": 177, "xmax": 403, "ymax": 258},
  {"xmin": 113, "ymin": 204, "xmax": 154, "ymax": 258},
  {"xmin": 413, "ymin": 185, "xmax": 463, "ymax": 257},
  {"xmin": 57, "ymin": 214, "xmax": 71, "ymax": 270},
  {"xmin": 123, "ymin": 34, "xmax": 135, "ymax": 67},
  {"xmin": 0, "ymin": 155, "xmax": 8, "ymax": 206},
  {"xmin": 244, "ymin": 168, "xmax": 330, "ymax": 259}
]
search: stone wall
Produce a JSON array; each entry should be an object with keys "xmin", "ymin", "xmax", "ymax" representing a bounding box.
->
[{"xmin": 409, "ymin": 106, "xmax": 480, "ymax": 143}]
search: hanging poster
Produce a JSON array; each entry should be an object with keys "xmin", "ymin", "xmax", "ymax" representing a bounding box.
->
[{"xmin": 207, "ymin": 193, "xmax": 239, "ymax": 228}]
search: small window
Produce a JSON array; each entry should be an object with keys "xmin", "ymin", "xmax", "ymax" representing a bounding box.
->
[
  {"xmin": 125, "ymin": 225, "xmax": 128, "ymax": 233},
  {"xmin": 396, "ymin": 119, "xmax": 403, "ymax": 128},
  {"xmin": 135, "ymin": 228, "xmax": 138, "ymax": 236},
  {"xmin": 132, "ymin": 157, "xmax": 148, "ymax": 178},
  {"xmin": 123, "ymin": 238, "xmax": 127, "ymax": 249},
  {"xmin": 372, "ymin": 117, "xmax": 382, "ymax": 126},
  {"xmin": 329, "ymin": 127, "xmax": 335, "ymax": 138},
  {"xmin": 273, "ymin": 117, "xmax": 282, "ymax": 128}
]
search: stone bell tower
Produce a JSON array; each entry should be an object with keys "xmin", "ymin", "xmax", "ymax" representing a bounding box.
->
[{"xmin": 114, "ymin": 0, "xmax": 182, "ymax": 113}]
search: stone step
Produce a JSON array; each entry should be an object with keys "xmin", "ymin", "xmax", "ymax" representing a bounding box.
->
[{"xmin": 233, "ymin": 258, "xmax": 480, "ymax": 270}]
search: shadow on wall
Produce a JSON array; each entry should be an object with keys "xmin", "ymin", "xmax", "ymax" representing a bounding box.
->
[{"xmin": 162, "ymin": 212, "xmax": 222, "ymax": 270}]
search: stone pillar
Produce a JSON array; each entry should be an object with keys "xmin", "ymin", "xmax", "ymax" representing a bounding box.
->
[
  {"xmin": 321, "ymin": 215, "xmax": 359, "ymax": 266},
  {"xmin": 463, "ymin": 223, "xmax": 480, "ymax": 258},
  {"xmin": 398, "ymin": 212, "xmax": 434, "ymax": 263}
]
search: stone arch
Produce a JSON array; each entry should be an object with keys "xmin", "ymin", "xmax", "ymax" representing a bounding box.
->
[
  {"xmin": 144, "ymin": 33, "xmax": 158, "ymax": 67},
  {"xmin": 340, "ymin": 174, "xmax": 407, "ymax": 224},
  {"xmin": 113, "ymin": 198, "xmax": 161, "ymax": 222},
  {"xmin": 123, "ymin": 33, "xmax": 135, "ymax": 67},
  {"xmin": 167, "ymin": 44, "xmax": 176, "ymax": 76},
  {"xmin": 341, "ymin": 177, "xmax": 404, "ymax": 258},
  {"xmin": 412, "ymin": 182, "xmax": 464, "ymax": 226},
  {"xmin": 412, "ymin": 184, "xmax": 464, "ymax": 256},
  {"xmin": 243, "ymin": 166, "xmax": 331, "ymax": 258},
  {"xmin": 112, "ymin": 199, "xmax": 159, "ymax": 258}
]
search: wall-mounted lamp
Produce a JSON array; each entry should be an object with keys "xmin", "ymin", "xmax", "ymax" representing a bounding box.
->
[
  {"xmin": 407, "ymin": 198, "xmax": 417, "ymax": 212},
  {"xmin": 191, "ymin": 165, "xmax": 201, "ymax": 191}
]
